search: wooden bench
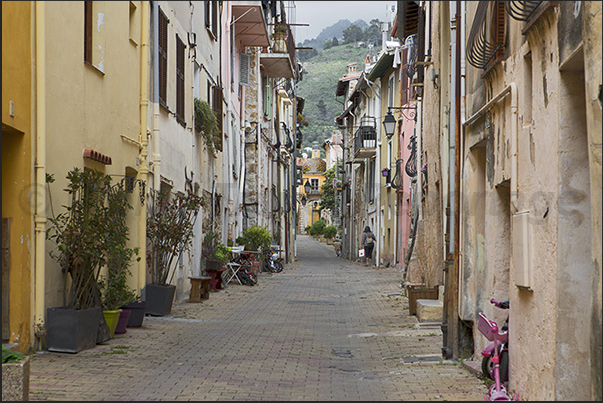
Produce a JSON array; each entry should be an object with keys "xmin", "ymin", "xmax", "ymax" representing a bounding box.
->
[{"xmin": 187, "ymin": 276, "xmax": 211, "ymax": 302}]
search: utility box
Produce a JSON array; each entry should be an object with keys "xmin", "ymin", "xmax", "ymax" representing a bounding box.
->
[{"xmin": 513, "ymin": 210, "xmax": 533, "ymax": 290}]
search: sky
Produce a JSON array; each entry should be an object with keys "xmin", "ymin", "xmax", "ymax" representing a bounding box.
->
[{"xmin": 292, "ymin": 1, "xmax": 396, "ymax": 43}]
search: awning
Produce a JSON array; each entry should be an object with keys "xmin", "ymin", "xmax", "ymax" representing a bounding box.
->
[
  {"xmin": 367, "ymin": 52, "xmax": 395, "ymax": 81},
  {"xmin": 232, "ymin": 2, "xmax": 270, "ymax": 48}
]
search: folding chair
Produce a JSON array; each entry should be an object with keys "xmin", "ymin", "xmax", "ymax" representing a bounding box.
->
[{"xmin": 224, "ymin": 246, "xmax": 245, "ymax": 285}]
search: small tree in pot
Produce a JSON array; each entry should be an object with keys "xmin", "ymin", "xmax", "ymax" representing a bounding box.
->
[
  {"xmin": 145, "ymin": 188, "xmax": 204, "ymax": 316},
  {"xmin": 202, "ymin": 231, "xmax": 230, "ymax": 271}
]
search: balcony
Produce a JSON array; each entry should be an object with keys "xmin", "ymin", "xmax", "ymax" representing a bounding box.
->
[
  {"xmin": 232, "ymin": 2, "xmax": 270, "ymax": 48},
  {"xmin": 260, "ymin": 23, "xmax": 296, "ymax": 79},
  {"xmin": 353, "ymin": 117, "xmax": 377, "ymax": 160}
]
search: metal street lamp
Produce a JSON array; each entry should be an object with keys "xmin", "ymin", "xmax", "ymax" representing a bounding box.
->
[
  {"xmin": 304, "ymin": 180, "xmax": 311, "ymax": 195},
  {"xmin": 382, "ymin": 111, "xmax": 397, "ymax": 137},
  {"xmin": 300, "ymin": 195, "xmax": 307, "ymax": 206}
]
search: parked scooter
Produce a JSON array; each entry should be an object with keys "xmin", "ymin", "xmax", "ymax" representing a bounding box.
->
[{"xmin": 481, "ymin": 299, "xmax": 510, "ymax": 381}]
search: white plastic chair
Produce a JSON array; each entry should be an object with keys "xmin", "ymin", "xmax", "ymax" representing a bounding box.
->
[{"xmin": 224, "ymin": 246, "xmax": 245, "ymax": 285}]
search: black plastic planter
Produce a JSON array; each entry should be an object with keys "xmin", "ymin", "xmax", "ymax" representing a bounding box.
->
[
  {"xmin": 122, "ymin": 300, "xmax": 147, "ymax": 327},
  {"xmin": 46, "ymin": 307, "xmax": 102, "ymax": 353},
  {"xmin": 144, "ymin": 284, "xmax": 176, "ymax": 316}
]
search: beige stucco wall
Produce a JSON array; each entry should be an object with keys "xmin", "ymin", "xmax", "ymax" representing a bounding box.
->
[
  {"xmin": 42, "ymin": 1, "xmax": 145, "ymax": 309},
  {"xmin": 461, "ymin": 2, "xmax": 601, "ymax": 400}
]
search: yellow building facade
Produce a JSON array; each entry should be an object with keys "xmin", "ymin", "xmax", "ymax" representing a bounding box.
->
[{"xmin": 2, "ymin": 1, "xmax": 34, "ymax": 352}]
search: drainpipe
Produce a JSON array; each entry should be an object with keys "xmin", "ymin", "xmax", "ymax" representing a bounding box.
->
[
  {"xmin": 34, "ymin": 0, "xmax": 47, "ymax": 348},
  {"xmin": 138, "ymin": 1, "xmax": 150, "ymax": 292},
  {"xmin": 152, "ymin": 1, "xmax": 161, "ymax": 194}
]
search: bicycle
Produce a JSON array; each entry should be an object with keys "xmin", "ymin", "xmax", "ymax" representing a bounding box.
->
[
  {"xmin": 260, "ymin": 248, "xmax": 283, "ymax": 273},
  {"xmin": 478, "ymin": 299, "xmax": 518, "ymax": 401},
  {"xmin": 228, "ymin": 251, "xmax": 258, "ymax": 286},
  {"xmin": 481, "ymin": 299, "xmax": 510, "ymax": 382}
]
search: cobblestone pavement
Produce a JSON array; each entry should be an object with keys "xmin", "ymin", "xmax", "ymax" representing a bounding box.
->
[{"xmin": 29, "ymin": 235, "xmax": 489, "ymax": 401}]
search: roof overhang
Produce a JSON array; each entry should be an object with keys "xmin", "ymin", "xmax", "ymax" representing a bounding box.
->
[
  {"xmin": 232, "ymin": 2, "xmax": 270, "ymax": 48},
  {"xmin": 260, "ymin": 53, "xmax": 295, "ymax": 78},
  {"xmin": 367, "ymin": 52, "xmax": 395, "ymax": 81}
]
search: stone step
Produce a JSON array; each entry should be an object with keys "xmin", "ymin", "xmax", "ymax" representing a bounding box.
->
[{"xmin": 416, "ymin": 298, "xmax": 443, "ymax": 322}]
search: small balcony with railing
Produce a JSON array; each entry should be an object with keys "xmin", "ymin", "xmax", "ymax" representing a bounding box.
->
[
  {"xmin": 353, "ymin": 116, "xmax": 377, "ymax": 160},
  {"xmin": 260, "ymin": 23, "xmax": 296, "ymax": 79}
]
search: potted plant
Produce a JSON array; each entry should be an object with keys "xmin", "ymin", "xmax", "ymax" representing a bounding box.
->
[
  {"xmin": 2, "ymin": 345, "xmax": 29, "ymax": 401},
  {"xmin": 323, "ymin": 225, "xmax": 337, "ymax": 245},
  {"xmin": 235, "ymin": 226, "xmax": 272, "ymax": 274},
  {"xmin": 201, "ymin": 231, "xmax": 231, "ymax": 291},
  {"xmin": 272, "ymin": 23, "xmax": 288, "ymax": 52},
  {"xmin": 45, "ymin": 168, "xmax": 115, "ymax": 353},
  {"xmin": 146, "ymin": 188, "xmax": 204, "ymax": 316},
  {"xmin": 194, "ymin": 98, "xmax": 221, "ymax": 155},
  {"xmin": 97, "ymin": 183, "xmax": 140, "ymax": 336}
]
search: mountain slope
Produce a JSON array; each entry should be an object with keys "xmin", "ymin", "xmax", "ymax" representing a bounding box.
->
[{"xmin": 296, "ymin": 43, "xmax": 379, "ymax": 151}]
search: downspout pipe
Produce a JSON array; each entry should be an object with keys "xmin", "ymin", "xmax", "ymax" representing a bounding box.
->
[
  {"xmin": 34, "ymin": 0, "xmax": 47, "ymax": 347},
  {"xmin": 152, "ymin": 1, "xmax": 161, "ymax": 194},
  {"xmin": 138, "ymin": 1, "xmax": 150, "ymax": 293}
]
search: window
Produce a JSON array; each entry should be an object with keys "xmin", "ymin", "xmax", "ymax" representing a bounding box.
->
[
  {"xmin": 158, "ymin": 8, "xmax": 168, "ymax": 106},
  {"xmin": 176, "ymin": 35, "xmax": 185, "ymax": 126},
  {"xmin": 368, "ymin": 158, "xmax": 376, "ymax": 202},
  {"xmin": 129, "ymin": 1, "xmax": 140, "ymax": 45},
  {"xmin": 205, "ymin": 1, "xmax": 218, "ymax": 39},
  {"xmin": 84, "ymin": 1, "xmax": 105, "ymax": 72},
  {"xmin": 311, "ymin": 179, "xmax": 319, "ymax": 192},
  {"xmin": 213, "ymin": 86, "xmax": 223, "ymax": 151}
]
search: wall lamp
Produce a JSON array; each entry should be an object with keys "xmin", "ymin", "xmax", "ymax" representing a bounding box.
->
[
  {"xmin": 304, "ymin": 180, "xmax": 311, "ymax": 194},
  {"xmin": 382, "ymin": 105, "xmax": 418, "ymax": 137},
  {"xmin": 300, "ymin": 195, "xmax": 307, "ymax": 206}
]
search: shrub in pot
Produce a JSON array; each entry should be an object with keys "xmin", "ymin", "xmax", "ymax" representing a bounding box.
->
[
  {"xmin": 46, "ymin": 169, "xmax": 116, "ymax": 352},
  {"xmin": 146, "ymin": 188, "xmax": 204, "ymax": 316},
  {"xmin": 235, "ymin": 226, "xmax": 272, "ymax": 274}
]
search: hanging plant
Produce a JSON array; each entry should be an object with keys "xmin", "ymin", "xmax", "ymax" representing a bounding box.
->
[{"xmin": 194, "ymin": 98, "xmax": 220, "ymax": 154}]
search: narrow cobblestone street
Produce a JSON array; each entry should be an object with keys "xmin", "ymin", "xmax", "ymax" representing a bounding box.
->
[{"xmin": 29, "ymin": 235, "xmax": 488, "ymax": 401}]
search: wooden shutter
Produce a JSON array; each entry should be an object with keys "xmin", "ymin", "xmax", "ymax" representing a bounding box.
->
[
  {"xmin": 176, "ymin": 35, "xmax": 185, "ymax": 125},
  {"xmin": 205, "ymin": 1, "xmax": 210, "ymax": 28},
  {"xmin": 158, "ymin": 8, "xmax": 168, "ymax": 106},
  {"xmin": 213, "ymin": 85, "xmax": 223, "ymax": 152},
  {"xmin": 240, "ymin": 53, "xmax": 250, "ymax": 86},
  {"xmin": 211, "ymin": 1, "xmax": 218, "ymax": 38},
  {"xmin": 84, "ymin": 1, "xmax": 92, "ymax": 63}
]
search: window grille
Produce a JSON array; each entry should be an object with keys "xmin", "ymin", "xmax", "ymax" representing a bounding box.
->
[
  {"xmin": 467, "ymin": 1, "xmax": 507, "ymax": 70},
  {"xmin": 240, "ymin": 53, "xmax": 250, "ymax": 86}
]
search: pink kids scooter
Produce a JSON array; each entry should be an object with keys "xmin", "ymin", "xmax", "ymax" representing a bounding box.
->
[{"xmin": 477, "ymin": 299, "xmax": 518, "ymax": 401}]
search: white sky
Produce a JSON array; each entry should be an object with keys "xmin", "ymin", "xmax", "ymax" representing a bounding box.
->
[{"xmin": 292, "ymin": 1, "xmax": 396, "ymax": 43}]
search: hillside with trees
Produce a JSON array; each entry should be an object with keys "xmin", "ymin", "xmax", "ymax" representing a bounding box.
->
[{"xmin": 296, "ymin": 21, "xmax": 382, "ymax": 153}]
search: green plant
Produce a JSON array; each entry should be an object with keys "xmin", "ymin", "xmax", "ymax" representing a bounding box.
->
[
  {"xmin": 194, "ymin": 98, "xmax": 220, "ymax": 154},
  {"xmin": 273, "ymin": 23, "xmax": 288, "ymax": 34},
  {"xmin": 46, "ymin": 168, "xmax": 113, "ymax": 310},
  {"xmin": 323, "ymin": 225, "xmax": 337, "ymax": 239},
  {"xmin": 312, "ymin": 219, "xmax": 327, "ymax": 235},
  {"xmin": 202, "ymin": 231, "xmax": 230, "ymax": 266},
  {"xmin": 2, "ymin": 345, "xmax": 25, "ymax": 363},
  {"xmin": 147, "ymin": 188, "xmax": 204, "ymax": 286},
  {"xmin": 97, "ymin": 182, "xmax": 139, "ymax": 310},
  {"xmin": 235, "ymin": 225, "xmax": 272, "ymax": 253}
]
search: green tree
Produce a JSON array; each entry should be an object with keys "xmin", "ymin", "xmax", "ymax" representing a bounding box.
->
[
  {"xmin": 319, "ymin": 166, "xmax": 337, "ymax": 211},
  {"xmin": 343, "ymin": 24, "xmax": 363, "ymax": 44},
  {"xmin": 316, "ymin": 99, "xmax": 327, "ymax": 119},
  {"xmin": 332, "ymin": 36, "xmax": 339, "ymax": 47},
  {"xmin": 323, "ymin": 39, "xmax": 333, "ymax": 50}
]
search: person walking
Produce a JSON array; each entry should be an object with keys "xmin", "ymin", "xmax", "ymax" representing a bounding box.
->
[{"xmin": 361, "ymin": 226, "xmax": 376, "ymax": 266}]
